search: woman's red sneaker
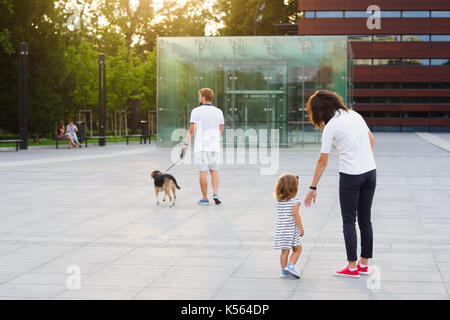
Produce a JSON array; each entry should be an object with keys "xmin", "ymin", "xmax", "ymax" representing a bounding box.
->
[
  {"xmin": 357, "ymin": 263, "xmax": 370, "ymax": 275},
  {"xmin": 334, "ymin": 265, "xmax": 360, "ymax": 278}
]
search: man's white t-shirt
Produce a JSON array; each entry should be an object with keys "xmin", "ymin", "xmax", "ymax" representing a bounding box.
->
[
  {"xmin": 320, "ymin": 109, "xmax": 376, "ymax": 175},
  {"xmin": 190, "ymin": 104, "xmax": 224, "ymax": 153}
]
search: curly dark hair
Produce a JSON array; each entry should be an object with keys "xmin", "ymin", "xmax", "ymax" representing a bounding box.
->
[{"xmin": 306, "ymin": 90, "xmax": 348, "ymax": 129}]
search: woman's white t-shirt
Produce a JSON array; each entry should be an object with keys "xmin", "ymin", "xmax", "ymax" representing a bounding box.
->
[{"xmin": 320, "ymin": 109, "xmax": 376, "ymax": 175}]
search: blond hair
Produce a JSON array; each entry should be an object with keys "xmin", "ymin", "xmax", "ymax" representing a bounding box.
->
[
  {"xmin": 198, "ymin": 88, "xmax": 214, "ymax": 103},
  {"xmin": 274, "ymin": 174, "xmax": 299, "ymax": 202}
]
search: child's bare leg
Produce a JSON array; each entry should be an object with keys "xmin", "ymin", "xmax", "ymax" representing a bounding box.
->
[
  {"xmin": 280, "ymin": 249, "xmax": 289, "ymax": 269},
  {"xmin": 289, "ymin": 246, "xmax": 302, "ymax": 265}
]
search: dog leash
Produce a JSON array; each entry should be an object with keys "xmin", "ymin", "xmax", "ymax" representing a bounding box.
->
[{"xmin": 164, "ymin": 148, "xmax": 185, "ymax": 173}]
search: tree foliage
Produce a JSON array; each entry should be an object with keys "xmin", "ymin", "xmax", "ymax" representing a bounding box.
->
[{"xmin": 0, "ymin": 0, "xmax": 298, "ymax": 137}]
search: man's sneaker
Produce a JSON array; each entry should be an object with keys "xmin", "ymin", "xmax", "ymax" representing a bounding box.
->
[
  {"xmin": 283, "ymin": 264, "xmax": 301, "ymax": 279},
  {"xmin": 357, "ymin": 263, "xmax": 370, "ymax": 275},
  {"xmin": 334, "ymin": 265, "xmax": 360, "ymax": 278},
  {"xmin": 198, "ymin": 199, "xmax": 209, "ymax": 205},
  {"xmin": 280, "ymin": 273, "xmax": 294, "ymax": 279},
  {"xmin": 212, "ymin": 194, "xmax": 222, "ymax": 205}
]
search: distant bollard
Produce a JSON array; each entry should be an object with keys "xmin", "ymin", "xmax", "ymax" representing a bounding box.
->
[
  {"xmin": 140, "ymin": 120, "xmax": 149, "ymax": 143},
  {"xmin": 76, "ymin": 121, "xmax": 86, "ymax": 142}
]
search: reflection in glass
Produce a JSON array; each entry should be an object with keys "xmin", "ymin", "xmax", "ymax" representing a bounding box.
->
[
  {"xmin": 431, "ymin": 59, "xmax": 450, "ymax": 66},
  {"xmin": 344, "ymin": 11, "xmax": 368, "ymax": 18},
  {"xmin": 431, "ymin": 11, "xmax": 450, "ymax": 18},
  {"xmin": 402, "ymin": 11, "xmax": 430, "ymax": 18},
  {"xmin": 402, "ymin": 59, "xmax": 430, "ymax": 66},
  {"xmin": 402, "ymin": 35, "xmax": 430, "ymax": 42},
  {"xmin": 348, "ymin": 35, "xmax": 372, "ymax": 42},
  {"xmin": 372, "ymin": 59, "xmax": 402, "ymax": 65},
  {"xmin": 431, "ymin": 35, "xmax": 450, "ymax": 41},
  {"xmin": 373, "ymin": 35, "xmax": 401, "ymax": 42},
  {"xmin": 315, "ymin": 11, "xmax": 344, "ymax": 18},
  {"xmin": 352, "ymin": 59, "xmax": 372, "ymax": 66},
  {"xmin": 380, "ymin": 11, "xmax": 401, "ymax": 18}
]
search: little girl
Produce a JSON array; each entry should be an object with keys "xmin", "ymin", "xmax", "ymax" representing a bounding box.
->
[{"xmin": 274, "ymin": 173, "xmax": 304, "ymax": 279}]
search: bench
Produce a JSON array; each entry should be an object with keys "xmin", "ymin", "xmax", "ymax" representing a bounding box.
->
[
  {"xmin": 86, "ymin": 136, "xmax": 107, "ymax": 144},
  {"xmin": 0, "ymin": 139, "xmax": 23, "ymax": 151},
  {"xmin": 55, "ymin": 135, "xmax": 88, "ymax": 149},
  {"xmin": 124, "ymin": 134, "xmax": 150, "ymax": 145}
]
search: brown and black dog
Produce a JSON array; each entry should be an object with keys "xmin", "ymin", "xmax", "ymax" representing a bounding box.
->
[{"xmin": 151, "ymin": 170, "xmax": 181, "ymax": 207}]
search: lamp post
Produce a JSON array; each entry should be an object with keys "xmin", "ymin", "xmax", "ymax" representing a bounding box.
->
[
  {"xmin": 18, "ymin": 42, "xmax": 29, "ymax": 150},
  {"xmin": 98, "ymin": 53, "xmax": 106, "ymax": 146},
  {"xmin": 253, "ymin": 1, "xmax": 265, "ymax": 36}
]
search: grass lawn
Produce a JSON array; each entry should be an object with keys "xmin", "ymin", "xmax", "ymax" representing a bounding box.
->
[{"xmin": 0, "ymin": 136, "xmax": 156, "ymax": 148}]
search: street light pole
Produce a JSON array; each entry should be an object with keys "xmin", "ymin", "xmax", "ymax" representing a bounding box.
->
[
  {"xmin": 98, "ymin": 53, "xmax": 106, "ymax": 146},
  {"xmin": 18, "ymin": 42, "xmax": 29, "ymax": 150},
  {"xmin": 253, "ymin": 0, "xmax": 265, "ymax": 36}
]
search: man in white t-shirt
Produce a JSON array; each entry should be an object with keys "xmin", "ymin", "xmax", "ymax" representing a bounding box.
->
[{"xmin": 183, "ymin": 88, "xmax": 224, "ymax": 205}]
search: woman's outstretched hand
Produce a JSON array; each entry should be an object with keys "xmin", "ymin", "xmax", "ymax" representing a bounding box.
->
[{"xmin": 304, "ymin": 189, "xmax": 317, "ymax": 207}]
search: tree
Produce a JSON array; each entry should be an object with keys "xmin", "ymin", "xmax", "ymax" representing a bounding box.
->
[
  {"xmin": 143, "ymin": 0, "xmax": 211, "ymax": 51},
  {"xmin": 213, "ymin": 0, "xmax": 292, "ymax": 36},
  {"xmin": 0, "ymin": 0, "xmax": 70, "ymax": 138}
]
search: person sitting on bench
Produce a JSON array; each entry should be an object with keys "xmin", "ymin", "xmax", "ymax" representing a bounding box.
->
[
  {"xmin": 67, "ymin": 121, "xmax": 81, "ymax": 148},
  {"xmin": 57, "ymin": 121, "xmax": 75, "ymax": 149}
]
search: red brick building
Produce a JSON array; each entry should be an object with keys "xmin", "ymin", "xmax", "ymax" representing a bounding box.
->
[{"xmin": 293, "ymin": 0, "xmax": 450, "ymax": 132}]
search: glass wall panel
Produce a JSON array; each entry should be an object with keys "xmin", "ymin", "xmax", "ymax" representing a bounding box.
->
[{"xmin": 157, "ymin": 36, "xmax": 350, "ymax": 147}]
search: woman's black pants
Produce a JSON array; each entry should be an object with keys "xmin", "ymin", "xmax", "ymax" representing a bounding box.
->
[{"xmin": 339, "ymin": 169, "xmax": 376, "ymax": 262}]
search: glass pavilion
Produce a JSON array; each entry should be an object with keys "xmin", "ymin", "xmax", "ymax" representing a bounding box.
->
[{"xmin": 156, "ymin": 36, "xmax": 352, "ymax": 147}]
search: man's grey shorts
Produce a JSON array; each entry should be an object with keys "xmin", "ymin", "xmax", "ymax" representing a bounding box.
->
[{"xmin": 194, "ymin": 151, "xmax": 220, "ymax": 172}]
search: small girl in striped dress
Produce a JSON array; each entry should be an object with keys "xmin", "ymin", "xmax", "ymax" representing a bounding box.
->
[{"xmin": 274, "ymin": 174, "xmax": 304, "ymax": 279}]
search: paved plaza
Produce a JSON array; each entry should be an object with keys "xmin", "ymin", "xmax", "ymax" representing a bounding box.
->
[{"xmin": 0, "ymin": 132, "xmax": 449, "ymax": 300}]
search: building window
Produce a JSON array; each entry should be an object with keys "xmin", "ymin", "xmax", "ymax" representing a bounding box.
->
[
  {"xmin": 353, "ymin": 83, "xmax": 372, "ymax": 89},
  {"xmin": 354, "ymin": 97, "xmax": 372, "ymax": 104},
  {"xmin": 344, "ymin": 11, "xmax": 368, "ymax": 18},
  {"xmin": 352, "ymin": 59, "xmax": 372, "ymax": 66},
  {"xmin": 380, "ymin": 11, "xmax": 402, "ymax": 18},
  {"xmin": 373, "ymin": 97, "xmax": 402, "ymax": 104},
  {"xmin": 304, "ymin": 11, "xmax": 315, "ymax": 18},
  {"xmin": 431, "ymin": 112, "xmax": 448, "ymax": 117},
  {"xmin": 403, "ymin": 97, "xmax": 430, "ymax": 104},
  {"xmin": 431, "ymin": 11, "xmax": 450, "ymax": 18},
  {"xmin": 430, "ymin": 97, "xmax": 450, "ymax": 103},
  {"xmin": 431, "ymin": 35, "xmax": 450, "ymax": 41},
  {"xmin": 372, "ymin": 59, "xmax": 402, "ymax": 66},
  {"xmin": 431, "ymin": 59, "xmax": 450, "ymax": 65},
  {"xmin": 402, "ymin": 11, "xmax": 430, "ymax": 18},
  {"xmin": 348, "ymin": 35, "xmax": 372, "ymax": 41},
  {"xmin": 315, "ymin": 11, "xmax": 344, "ymax": 18},
  {"xmin": 373, "ymin": 83, "xmax": 401, "ymax": 89},
  {"xmin": 404, "ymin": 112, "xmax": 429, "ymax": 118},
  {"xmin": 403, "ymin": 59, "xmax": 430, "ymax": 66},
  {"xmin": 402, "ymin": 35, "xmax": 430, "ymax": 42},
  {"xmin": 373, "ymin": 111, "xmax": 401, "ymax": 118},
  {"xmin": 402, "ymin": 83, "xmax": 430, "ymax": 89},
  {"xmin": 373, "ymin": 35, "xmax": 401, "ymax": 42},
  {"xmin": 431, "ymin": 82, "xmax": 450, "ymax": 89}
]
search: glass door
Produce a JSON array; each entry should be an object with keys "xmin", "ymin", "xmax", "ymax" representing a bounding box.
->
[{"xmin": 223, "ymin": 60, "xmax": 287, "ymax": 147}]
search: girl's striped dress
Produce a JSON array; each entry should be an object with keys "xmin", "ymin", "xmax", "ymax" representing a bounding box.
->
[{"xmin": 274, "ymin": 197, "xmax": 302, "ymax": 250}]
